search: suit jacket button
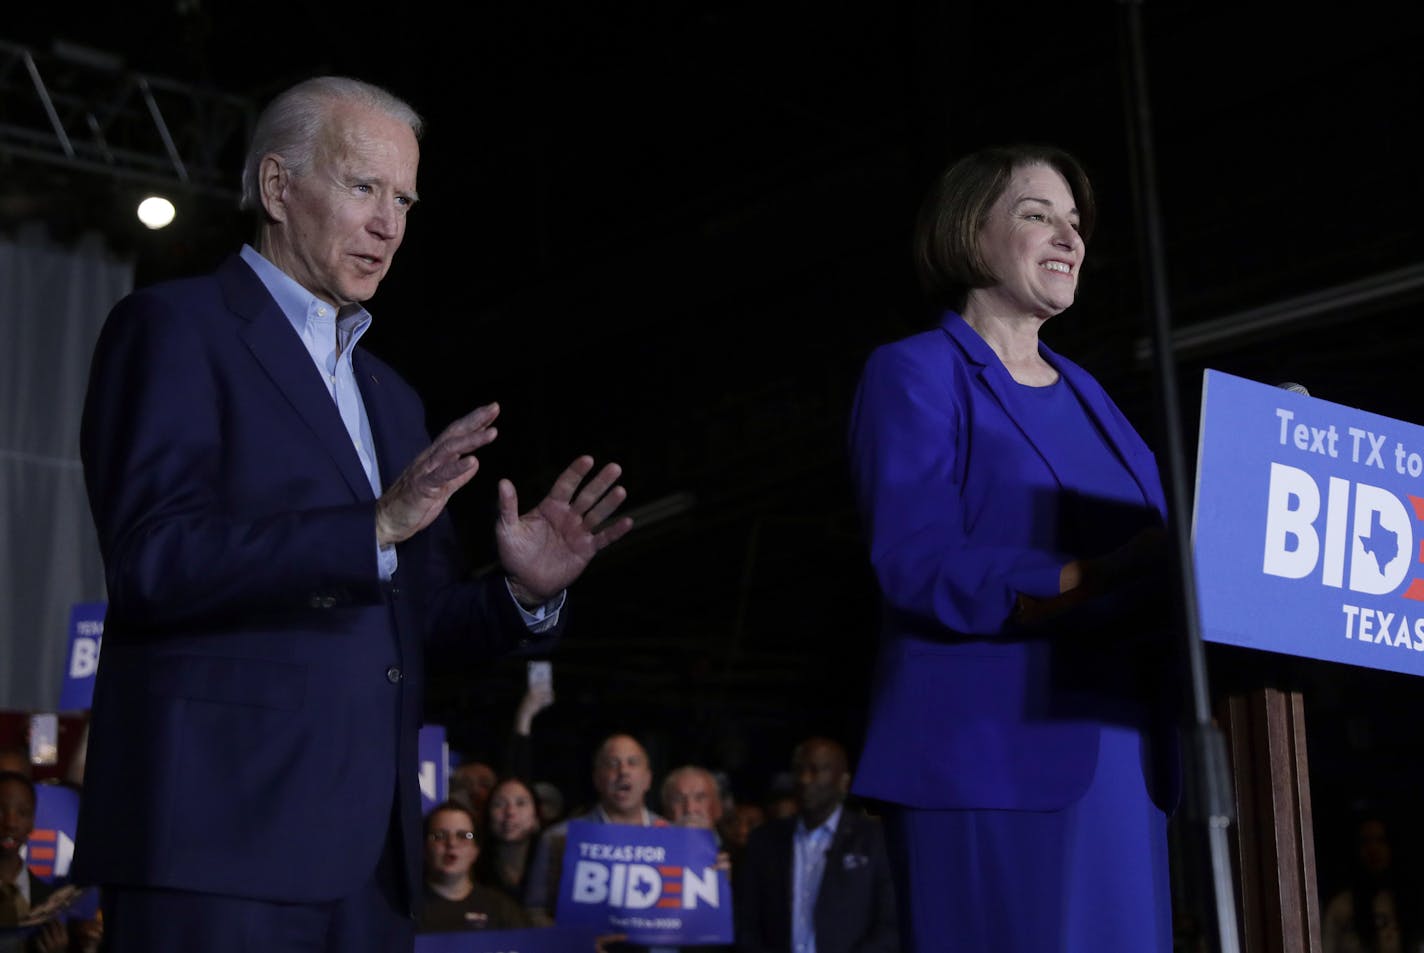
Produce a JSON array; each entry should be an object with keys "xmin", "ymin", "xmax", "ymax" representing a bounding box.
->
[{"xmin": 386, "ymin": 666, "xmax": 403, "ymax": 684}]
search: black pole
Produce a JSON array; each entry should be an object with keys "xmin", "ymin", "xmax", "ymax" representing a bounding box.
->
[{"xmin": 1115, "ymin": 3, "xmax": 1241, "ymax": 952}]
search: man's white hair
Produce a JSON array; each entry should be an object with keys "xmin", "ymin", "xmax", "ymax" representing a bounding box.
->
[{"xmin": 239, "ymin": 76, "xmax": 422, "ymax": 212}]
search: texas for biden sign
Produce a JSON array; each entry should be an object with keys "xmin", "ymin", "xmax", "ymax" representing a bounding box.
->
[
  {"xmin": 1194, "ymin": 370, "xmax": 1424, "ymax": 675},
  {"xmin": 555, "ymin": 821, "xmax": 731, "ymax": 945}
]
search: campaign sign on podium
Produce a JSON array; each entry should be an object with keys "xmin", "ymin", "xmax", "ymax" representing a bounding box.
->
[{"xmin": 1194, "ymin": 369, "xmax": 1424, "ymax": 675}]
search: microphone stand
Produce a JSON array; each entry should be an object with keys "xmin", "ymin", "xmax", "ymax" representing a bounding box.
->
[{"xmin": 1116, "ymin": 3, "xmax": 1242, "ymax": 952}]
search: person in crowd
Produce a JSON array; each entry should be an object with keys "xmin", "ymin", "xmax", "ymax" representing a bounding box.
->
[
  {"xmin": 533, "ymin": 781, "xmax": 566, "ymax": 829},
  {"xmin": 473, "ymin": 777, "xmax": 542, "ymax": 904},
  {"xmin": 525, "ymin": 734, "xmax": 664, "ymax": 922},
  {"xmin": 419, "ymin": 800, "xmax": 531, "ymax": 933},
  {"xmin": 734, "ymin": 738, "xmax": 897, "ymax": 953},
  {"xmin": 661, "ymin": 766, "xmax": 724, "ymax": 832},
  {"xmin": 847, "ymin": 143, "xmax": 1176, "ymax": 952},
  {"xmin": 449, "ymin": 762, "xmax": 498, "ymax": 819},
  {"xmin": 499, "ymin": 678, "xmax": 557, "ymax": 787},
  {"xmin": 761, "ymin": 774, "xmax": 797, "ymax": 822},
  {"xmin": 1322, "ymin": 811, "xmax": 1423, "ymax": 953},
  {"xmin": 452, "ymin": 677, "xmax": 557, "ymax": 821},
  {"xmin": 75, "ymin": 75, "xmax": 633, "ymax": 953},
  {"xmin": 1, "ymin": 771, "xmax": 53, "ymax": 932},
  {"xmin": 719, "ymin": 801, "xmax": 765, "ymax": 867},
  {"xmin": 0, "ymin": 771, "xmax": 102, "ymax": 952}
]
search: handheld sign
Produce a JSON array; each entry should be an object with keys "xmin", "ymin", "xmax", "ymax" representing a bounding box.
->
[
  {"xmin": 555, "ymin": 820, "xmax": 732, "ymax": 945},
  {"xmin": 418, "ymin": 724, "xmax": 448, "ymax": 815},
  {"xmin": 58, "ymin": 603, "xmax": 106, "ymax": 711},
  {"xmin": 1194, "ymin": 369, "xmax": 1424, "ymax": 675}
]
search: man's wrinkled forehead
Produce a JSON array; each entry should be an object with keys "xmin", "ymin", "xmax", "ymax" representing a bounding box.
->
[{"xmin": 318, "ymin": 104, "xmax": 421, "ymax": 195}]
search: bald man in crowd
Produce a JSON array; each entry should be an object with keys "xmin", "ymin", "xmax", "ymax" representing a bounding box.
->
[
  {"xmin": 524, "ymin": 733, "xmax": 665, "ymax": 922},
  {"xmin": 734, "ymin": 738, "xmax": 898, "ymax": 953}
]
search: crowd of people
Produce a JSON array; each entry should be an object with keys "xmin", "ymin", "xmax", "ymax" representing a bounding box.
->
[
  {"xmin": 4, "ymin": 719, "xmax": 1421, "ymax": 953},
  {"xmin": 422, "ymin": 728, "xmax": 899, "ymax": 952}
]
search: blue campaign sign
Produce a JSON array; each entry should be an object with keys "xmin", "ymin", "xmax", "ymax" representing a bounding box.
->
[
  {"xmin": 1194, "ymin": 369, "xmax": 1424, "ymax": 675},
  {"xmin": 419, "ymin": 724, "xmax": 448, "ymax": 814},
  {"xmin": 555, "ymin": 821, "xmax": 731, "ymax": 945},
  {"xmin": 58, "ymin": 602, "xmax": 106, "ymax": 710},
  {"xmin": 29, "ymin": 784, "xmax": 80, "ymax": 881},
  {"xmin": 21, "ymin": 784, "xmax": 101, "ymax": 923},
  {"xmin": 414, "ymin": 926, "xmax": 603, "ymax": 952}
]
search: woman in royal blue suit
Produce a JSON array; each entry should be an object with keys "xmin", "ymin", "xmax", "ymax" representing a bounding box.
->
[{"xmin": 848, "ymin": 145, "xmax": 1177, "ymax": 952}]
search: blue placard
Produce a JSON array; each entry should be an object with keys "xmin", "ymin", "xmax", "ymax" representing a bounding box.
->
[
  {"xmin": 29, "ymin": 784, "xmax": 80, "ymax": 882},
  {"xmin": 419, "ymin": 724, "xmax": 449, "ymax": 814},
  {"xmin": 415, "ymin": 926, "xmax": 603, "ymax": 952},
  {"xmin": 58, "ymin": 602, "xmax": 106, "ymax": 711},
  {"xmin": 554, "ymin": 821, "xmax": 731, "ymax": 945},
  {"xmin": 1194, "ymin": 369, "xmax": 1424, "ymax": 675}
]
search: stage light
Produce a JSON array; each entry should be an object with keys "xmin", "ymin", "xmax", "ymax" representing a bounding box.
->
[{"xmin": 136, "ymin": 196, "xmax": 176, "ymax": 229}]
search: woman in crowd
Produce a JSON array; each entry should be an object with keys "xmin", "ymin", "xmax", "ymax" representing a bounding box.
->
[
  {"xmin": 419, "ymin": 800, "xmax": 530, "ymax": 933},
  {"xmin": 472, "ymin": 778, "xmax": 543, "ymax": 905},
  {"xmin": 847, "ymin": 144, "xmax": 1176, "ymax": 952}
]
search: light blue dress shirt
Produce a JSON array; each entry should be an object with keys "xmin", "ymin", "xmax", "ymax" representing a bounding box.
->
[
  {"xmin": 238, "ymin": 245, "xmax": 563, "ymax": 627},
  {"xmin": 792, "ymin": 804, "xmax": 842, "ymax": 953},
  {"xmin": 240, "ymin": 244, "xmax": 395, "ymax": 578}
]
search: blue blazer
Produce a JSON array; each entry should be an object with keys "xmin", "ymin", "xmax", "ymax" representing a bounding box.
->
[
  {"xmin": 74, "ymin": 255, "xmax": 553, "ymax": 906},
  {"xmin": 847, "ymin": 312, "xmax": 1170, "ymax": 812}
]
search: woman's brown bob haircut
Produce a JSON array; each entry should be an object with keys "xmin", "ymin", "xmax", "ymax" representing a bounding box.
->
[{"xmin": 914, "ymin": 145, "xmax": 1096, "ymax": 312}]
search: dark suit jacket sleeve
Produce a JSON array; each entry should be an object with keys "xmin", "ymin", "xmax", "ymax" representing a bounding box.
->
[
  {"xmin": 81, "ymin": 288, "xmax": 386, "ymax": 630},
  {"xmin": 848, "ymin": 338, "xmax": 1066, "ymax": 637}
]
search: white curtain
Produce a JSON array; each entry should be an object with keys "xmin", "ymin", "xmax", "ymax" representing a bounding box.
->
[{"xmin": 0, "ymin": 225, "xmax": 132, "ymax": 710}]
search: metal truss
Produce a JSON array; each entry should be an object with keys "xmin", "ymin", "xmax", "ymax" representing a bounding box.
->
[{"xmin": 0, "ymin": 38, "xmax": 254, "ymax": 202}]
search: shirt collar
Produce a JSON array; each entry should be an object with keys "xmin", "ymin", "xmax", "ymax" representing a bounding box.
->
[
  {"xmin": 594, "ymin": 804, "xmax": 656, "ymax": 827},
  {"xmin": 239, "ymin": 244, "xmax": 373, "ymax": 346},
  {"xmin": 795, "ymin": 803, "xmax": 843, "ymax": 842}
]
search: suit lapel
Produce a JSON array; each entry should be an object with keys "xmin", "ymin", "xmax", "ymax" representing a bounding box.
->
[
  {"xmin": 944, "ymin": 314, "xmax": 1068, "ymax": 488},
  {"xmin": 943, "ymin": 312, "xmax": 1164, "ymax": 520},
  {"xmin": 1050, "ymin": 355, "xmax": 1167, "ymax": 521},
  {"xmin": 816, "ymin": 813, "xmax": 853, "ymax": 903},
  {"xmin": 217, "ymin": 256, "xmax": 374, "ymax": 502}
]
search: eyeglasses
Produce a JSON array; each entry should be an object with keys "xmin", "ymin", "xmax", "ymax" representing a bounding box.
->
[{"xmin": 428, "ymin": 829, "xmax": 476, "ymax": 844}]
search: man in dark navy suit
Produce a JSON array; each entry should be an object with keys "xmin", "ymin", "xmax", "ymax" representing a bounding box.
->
[
  {"xmin": 734, "ymin": 739, "xmax": 898, "ymax": 953},
  {"xmin": 75, "ymin": 76, "xmax": 632, "ymax": 953}
]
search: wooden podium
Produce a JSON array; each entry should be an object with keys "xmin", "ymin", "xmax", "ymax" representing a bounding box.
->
[{"xmin": 1215, "ymin": 671, "xmax": 1320, "ymax": 953}]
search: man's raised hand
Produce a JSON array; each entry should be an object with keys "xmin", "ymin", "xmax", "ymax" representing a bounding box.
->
[
  {"xmin": 375, "ymin": 403, "xmax": 500, "ymax": 547},
  {"xmin": 497, "ymin": 456, "xmax": 634, "ymax": 606}
]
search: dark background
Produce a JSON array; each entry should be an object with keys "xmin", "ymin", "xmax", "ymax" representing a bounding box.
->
[{"xmin": 5, "ymin": 0, "xmax": 1424, "ymax": 905}]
